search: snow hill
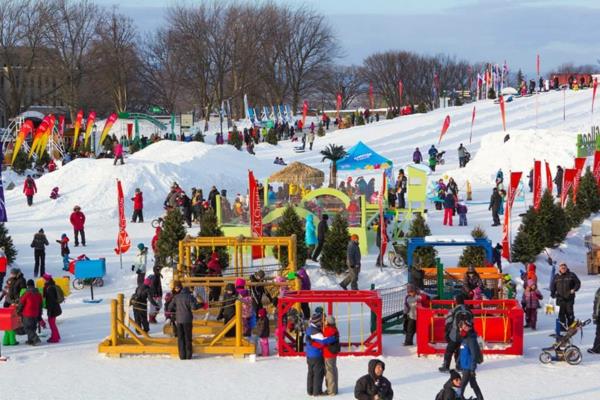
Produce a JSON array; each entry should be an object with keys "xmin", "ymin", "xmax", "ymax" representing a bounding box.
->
[{"xmin": 2, "ymin": 89, "xmax": 600, "ymax": 400}]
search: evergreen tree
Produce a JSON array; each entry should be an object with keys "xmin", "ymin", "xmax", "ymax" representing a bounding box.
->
[
  {"xmin": 536, "ymin": 190, "xmax": 569, "ymax": 248},
  {"xmin": 35, "ymin": 151, "xmax": 51, "ymax": 167},
  {"xmin": 564, "ymin": 190, "xmax": 585, "ymax": 228},
  {"xmin": 511, "ymin": 208, "xmax": 542, "ymax": 263},
  {"xmin": 317, "ymin": 124, "xmax": 326, "ymax": 137},
  {"xmin": 458, "ymin": 226, "xmax": 488, "ymax": 268},
  {"xmin": 356, "ymin": 114, "xmax": 365, "ymax": 125},
  {"xmin": 516, "ymin": 69, "xmax": 524, "ymax": 87},
  {"xmin": 575, "ymin": 168, "xmax": 600, "ymax": 217},
  {"xmin": 194, "ymin": 132, "xmax": 205, "ymax": 142},
  {"xmin": 417, "ymin": 102, "xmax": 428, "ymax": 113},
  {"xmin": 11, "ymin": 149, "xmax": 29, "ymax": 174},
  {"xmin": 157, "ymin": 208, "xmax": 187, "ymax": 266},
  {"xmin": 228, "ymin": 125, "xmax": 243, "ymax": 150},
  {"xmin": 319, "ymin": 213, "xmax": 350, "ymax": 274},
  {"xmin": 398, "ymin": 213, "xmax": 437, "ymax": 268},
  {"xmin": 266, "ymin": 128, "xmax": 278, "ymax": 145},
  {"xmin": 0, "ymin": 224, "xmax": 17, "ymax": 265},
  {"xmin": 198, "ymin": 210, "xmax": 229, "ymax": 269},
  {"xmin": 275, "ymin": 205, "xmax": 307, "ymax": 268},
  {"xmin": 487, "ymin": 87, "xmax": 496, "ymax": 99}
]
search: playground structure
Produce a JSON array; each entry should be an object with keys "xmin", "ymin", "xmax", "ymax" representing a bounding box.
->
[
  {"xmin": 416, "ymin": 299, "xmax": 524, "ymax": 356},
  {"xmin": 98, "ymin": 294, "xmax": 254, "ymax": 358},
  {"xmin": 1, "ymin": 114, "xmax": 66, "ymax": 163},
  {"xmin": 370, "ymin": 283, "xmax": 407, "ymax": 334},
  {"xmin": 277, "ymin": 290, "xmax": 383, "ymax": 357}
]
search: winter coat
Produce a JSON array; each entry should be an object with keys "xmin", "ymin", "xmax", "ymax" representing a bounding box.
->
[
  {"xmin": 554, "ymin": 168, "xmax": 564, "ymax": 188},
  {"xmin": 322, "ymin": 325, "xmax": 340, "ymax": 359},
  {"xmin": 19, "ymin": 287, "xmax": 43, "ymax": 319},
  {"xmin": 134, "ymin": 249, "xmax": 148, "ymax": 274},
  {"xmin": 167, "ymin": 287, "xmax": 199, "ymax": 324},
  {"xmin": 256, "ymin": 315, "xmax": 270, "ymax": 339},
  {"xmin": 31, "ymin": 232, "xmax": 49, "ymax": 251},
  {"xmin": 347, "ymin": 240, "xmax": 361, "ymax": 267},
  {"xmin": 445, "ymin": 304, "xmax": 473, "ymax": 343},
  {"xmin": 440, "ymin": 378, "xmax": 462, "ymax": 400},
  {"xmin": 550, "ymin": 269, "xmax": 581, "ymax": 302},
  {"xmin": 404, "ymin": 294, "xmax": 418, "ymax": 320},
  {"xmin": 459, "ymin": 329, "xmax": 480, "ymax": 371},
  {"xmin": 240, "ymin": 295, "xmax": 253, "ymax": 319},
  {"xmin": 447, "ymin": 181, "xmax": 458, "ymax": 196},
  {"xmin": 396, "ymin": 175, "xmax": 407, "ymax": 194},
  {"xmin": 23, "ymin": 177, "xmax": 37, "ymax": 196},
  {"xmin": 44, "ymin": 281, "xmax": 62, "ymax": 318},
  {"xmin": 305, "ymin": 323, "xmax": 336, "ymax": 358},
  {"xmin": 428, "ymin": 146, "xmax": 438, "ymax": 157},
  {"xmin": 456, "ymin": 203, "xmax": 468, "ymax": 215},
  {"xmin": 458, "ymin": 146, "xmax": 467, "ymax": 158},
  {"xmin": 443, "ymin": 194, "xmax": 456, "ymax": 209},
  {"xmin": 70, "ymin": 211, "xmax": 86, "ymax": 230},
  {"xmin": 217, "ymin": 285, "xmax": 237, "ymax": 321},
  {"xmin": 0, "ymin": 250, "xmax": 6, "ymax": 274},
  {"xmin": 305, "ymin": 215, "xmax": 317, "ymax": 246},
  {"xmin": 376, "ymin": 223, "xmax": 388, "ymax": 247},
  {"xmin": 308, "ymin": 131, "xmax": 315, "ymax": 143},
  {"xmin": 593, "ymin": 287, "xmax": 600, "ymax": 323},
  {"xmin": 149, "ymin": 272, "xmax": 163, "ymax": 298},
  {"xmin": 208, "ymin": 188, "xmax": 220, "ymax": 210},
  {"xmin": 132, "ymin": 192, "xmax": 143, "ymax": 210},
  {"xmin": 297, "ymin": 268, "xmax": 311, "ymax": 291},
  {"xmin": 317, "ymin": 219, "xmax": 328, "ymax": 242},
  {"xmin": 57, "ymin": 237, "xmax": 70, "ymax": 256},
  {"xmin": 113, "ymin": 143, "xmax": 123, "ymax": 157},
  {"xmin": 522, "ymin": 287, "xmax": 543, "ymax": 309},
  {"xmin": 489, "ymin": 190, "xmax": 501, "ymax": 211},
  {"xmin": 207, "ymin": 254, "xmax": 222, "ymax": 276},
  {"xmin": 354, "ymin": 359, "xmax": 394, "ymax": 400},
  {"xmin": 412, "ymin": 150, "xmax": 422, "ymax": 163},
  {"xmin": 131, "ymin": 284, "xmax": 157, "ymax": 311},
  {"xmin": 464, "ymin": 271, "xmax": 484, "ymax": 293},
  {"xmin": 8, "ymin": 272, "xmax": 26, "ymax": 306}
]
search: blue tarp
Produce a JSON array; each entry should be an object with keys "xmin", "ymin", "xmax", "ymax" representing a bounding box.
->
[{"xmin": 336, "ymin": 141, "xmax": 393, "ymax": 171}]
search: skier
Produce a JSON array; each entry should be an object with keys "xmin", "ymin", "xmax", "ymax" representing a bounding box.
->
[
  {"xmin": 340, "ymin": 234, "xmax": 361, "ymax": 290},
  {"xmin": 70, "ymin": 206, "xmax": 86, "ymax": 247},
  {"xmin": 550, "ymin": 263, "xmax": 581, "ymax": 329},
  {"xmin": 23, "ymin": 175, "xmax": 37, "ymax": 206},
  {"xmin": 311, "ymin": 214, "xmax": 329, "ymax": 261},
  {"xmin": 554, "ymin": 166, "xmax": 564, "ymax": 198},
  {"xmin": 18, "ymin": 279, "xmax": 43, "ymax": 346},
  {"xmin": 489, "ymin": 188, "xmax": 502, "ymax": 226},
  {"xmin": 30, "ymin": 228, "xmax": 49, "ymax": 278},
  {"xmin": 354, "ymin": 359, "xmax": 394, "ymax": 400},
  {"xmin": 113, "ymin": 140, "xmax": 124, "ymax": 165},
  {"xmin": 412, "ymin": 148, "xmax": 422, "ymax": 164},
  {"xmin": 458, "ymin": 320, "xmax": 484, "ymax": 400},
  {"xmin": 42, "ymin": 274, "xmax": 62, "ymax": 343},
  {"xmin": 131, "ymin": 188, "xmax": 144, "ymax": 223}
]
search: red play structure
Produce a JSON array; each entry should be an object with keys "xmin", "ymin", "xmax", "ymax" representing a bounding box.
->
[
  {"xmin": 417, "ymin": 299, "xmax": 523, "ymax": 356},
  {"xmin": 277, "ymin": 290, "xmax": 382, "ymax": 357}
]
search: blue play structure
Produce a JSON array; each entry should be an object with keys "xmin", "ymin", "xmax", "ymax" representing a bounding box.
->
[{"xmin": 75, "ymin": 258, "xmax": 106, "ymax": 303}]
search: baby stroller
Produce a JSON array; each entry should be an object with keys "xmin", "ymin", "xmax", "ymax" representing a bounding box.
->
[{"xmin": 539, "ymin": 319, "xmax": 591, "ymax": 365}]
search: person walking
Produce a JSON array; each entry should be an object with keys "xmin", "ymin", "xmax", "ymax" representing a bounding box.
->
[
  {"xmin": 18, "ymin": 279, "xmax": 43, "ymax": 346},
  {"xmin": 133, "ymin": 243, "xmax": 148, "ymax": 286},
  {"xmin": 413, "ymin": 147, "xmax": 423, "ymax": 164},
  {"xmin": 354, "ymin": 359, "xmax": 394, "ymax": 400},
  {"xmin": 458, "ymin": 320, "xmax": 484, "ymax": 400},
  {"xmin": 489, "ymin": 188, "xmax": 502, "ymax": 226},
  {"xmin": 311, "ymin": 214, "xmax": 329, "ymax": 261},
  {"xmin": 340, "ymin": 234, "xmax": 361, "ymax": 290},
  {"xmin": 131, "ymin": 188, "xmax": 144, "ymax": 223},
  {"xmin": 23, "ymin": 175, "xmax": 37, "ymax": 206},
  {"xmin": 70, "ymin": 206, "xmax": 86, "ymax": 246},
  {"xmin": 42, "ymin": 274, "xmax": 62, "ymax": 343},
  {"xmin": 30, "ymin": 229, "xmax": 49, "ymax": 278},
  {"xmin": 550, "ymin": 263, "xmax": 581, "ymax": 329},
  {"xmin": 439, "ymin": 294, "xmax": 473, "ymax": 372},
  {"xmin": 305, "ymin": 215, "xmax": 317, "ymax": 260},
  {"xmin": 113, "ymin": 140, "xmax": 124, "ymax": 165},
  {"xmin": 458, "ymin": 144, "xmax": 467, "ymax": 168},
  {"xmin": 443, "ymin": 193, "xmax": 456, "ymax": 226},
  {"xmin": 131, "ymin": 277, "xmax": 158, "ymax": 334},
  {"xmin": 308, "ymin": 130, "xmax": 315, "ymax": 151},
  {"xmin": 168, "ymin": 282, "xmax": 200, "ymax": 360}
]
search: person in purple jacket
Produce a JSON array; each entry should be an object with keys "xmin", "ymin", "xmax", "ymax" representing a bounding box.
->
[
  {"xmin": 297, "ymin": 266, "xmax": 311, "ymax": 319},
  {"xmin": 413, "ymin": 147, "xmax": 423, "ymax": 164}
]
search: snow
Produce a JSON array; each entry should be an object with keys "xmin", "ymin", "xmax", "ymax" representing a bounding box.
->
[{"xmin": 2, "ymin": 88, "xmax": 600, "ymax": 399}]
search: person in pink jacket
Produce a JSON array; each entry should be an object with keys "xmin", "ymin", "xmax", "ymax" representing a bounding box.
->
[
  {"xmin": 70, "ymin": 205, "xmax": 86, "ymax": 246},
  {"xmin": 113, "ymin": 141, "xmax": 124, "ymax": 166}
]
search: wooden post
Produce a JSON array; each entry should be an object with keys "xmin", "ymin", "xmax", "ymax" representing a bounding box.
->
[
  {"xmin": 177, "ymin": 240, "xmax": 184, "ymax": 275},
  {"xmin": 235, "ymin": 300, "xmax": 242, "ymax": 348},
  {"xmin": 111, "ymin": 299, "xmax": 118, "ymax": 346},
  {"xmin": 116, "ymin": 293, "xmax": 124, "ymax": 337},
  {"xmin": 290, "ymin": 234, "xmax": 297, "ymax": 274}
]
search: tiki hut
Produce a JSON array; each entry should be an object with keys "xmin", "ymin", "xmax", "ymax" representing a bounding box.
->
[{"xmin": 269, "ymin": 161, "xmax": 325, "ymax": 188}]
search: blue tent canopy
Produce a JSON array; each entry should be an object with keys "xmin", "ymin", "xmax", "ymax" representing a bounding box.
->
[{"xmin": 336, "ymin": 141, "xmax": 393, "ymax": 172}]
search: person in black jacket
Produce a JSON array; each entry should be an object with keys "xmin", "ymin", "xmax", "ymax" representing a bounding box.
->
[
  {"xmin": 131, "ymin": 279, "xmax": 158, "ymax": 334},
  {"xmin": 207, "ymin": 186, "xmax": 219, "ymax": 211},
  {"xmin": 489, "ymin": 188, "xmax": 502, "ymax": 226},
  {"xmin": 340, "ymin": 235, "xmax": 361, "ymax": 290},
  {"xmin": 148, "ymin": 266, "xmax": 163, "ymax": 324},
  {"xmin": 550, "ymin": 263, "xmax": 581, "ymax": 328},
  {"xmin": 436, "ymin": 370, "xmax": 462, "ymax": 400},
  {"xmin": 250, "ymin": 270, "xmax": 272, "ymax": 315},
  {"xmin": 311, "ymin": 214, "xmax": 329, "ymax": 261},
  {"xmin": 43, "ymin": 274, "xmax": 62, "ymax": 343},
  {"xmin": 168, "ymin": 282, "xmax": 200, "ymax": 359},
  {"xmin": 354, "ymin": 359, "xmax": 394, "ymax": 400},
  {"xmin": 554, "ymin": 166, "xmax": 563, "ymax": 198},
  {"xmin": 6, "ymin": 268, "xmax": 26, "ymax": 306},
  {"xmin": 217, "ymin": 283, "xmax": 237, "ymax": 337},
  {"xmin": 31, "ymin": 229, "xmax": 49, "ymax": 277},
  {"xmin": 395, "ymin": 170, "xmax": 407, "ymax": 209}
]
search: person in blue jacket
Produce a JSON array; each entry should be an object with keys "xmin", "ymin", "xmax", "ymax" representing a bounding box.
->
[
  {"xmin": 305, "ymin": 214, "xmax": 317, "ymax": 259},
  {"xmin": 458, "ymin": 320, "xmax": 484, "ymax": 400},
  {"xmin": 305, "ymin": 310, "xmax": 336, "ymax": 397}
]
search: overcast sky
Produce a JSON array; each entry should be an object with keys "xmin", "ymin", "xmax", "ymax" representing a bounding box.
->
[{"xmin": 96, "ymin": 0, "xmax": 600, "ymax": 75}]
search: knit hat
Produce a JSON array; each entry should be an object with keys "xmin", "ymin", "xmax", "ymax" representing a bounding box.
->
[
  {"xmin": 326, "ymin": 315, "xmax": 336, "ymax": 326},
  {"xmin": 42, "ymin": 273, "xmax": 52, "ymax": 281},
  {"xmin": 39, "ymin": 228, "xmax": 44, "ymax": 233},
  {"xmin": 137, "ymin": 243, "xmax": 145, "ymax": 251},
  {"xmin": 61, "ymin": 233, "xmax": 67, "ymax": 238},
  {"xmin": 310, "ymin": 312, "xmax": 323, "ymax": 326},
  {"xmin": 144, "ymin": 277, "xmax": 151, "ymax": 286},
  {"xmin": 238, "ymin": 289, "xmax": 249, "ymax": 297},
  {"xmin": 449, "ymin": 370, "xmax": 461, "ymax": 381},
  {"xmin": 26, "ymin": 279, "xmax": 35, "ymax": 287},
  {"xmin": 351, "ymin": 234, "xmax": 359, "ymax": 241},
  {"xmin": 257, "ymin": 308, "xmax": 267, "ymax": 318},
  {"xmin": 235, "ymin": 278, "xmax": 246, "ymax": 288}
]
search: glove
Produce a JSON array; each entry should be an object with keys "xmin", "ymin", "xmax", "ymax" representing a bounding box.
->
[{"xmin": 131, "ymin": 265, "xmax": 135, "ymax": 272}]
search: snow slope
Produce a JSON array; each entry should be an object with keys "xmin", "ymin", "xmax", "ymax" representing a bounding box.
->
[{"xmin": 2, "ymin": 89, "xmax": 600, "ymax": 400}]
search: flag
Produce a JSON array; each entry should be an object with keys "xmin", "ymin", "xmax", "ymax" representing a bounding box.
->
[
  {"xmin": 369, "ymin": 82, "xmax": 374, "ymax": 109},
  {"xmin": 573, "ymin": 157, "xmax": 587, "ymax": 203},
  {"xmin": 499, "ymin": 95, "xmax": 507, "ymax": 131},
  {"xmin": 593, "ymin": 78, "xmax": 598, "ymax": 114},
  {"xmin": 545, "ymin": 161, "xmax": 553, "ymax": 194},
  {"xmin": 249, "ymin": 170, "xmax": 263, "ymax": 259},
  {"xmin": 438, "ymin": 115, "xmax": 451, "ymax": 144},
  {"xmin": 29, "ymin": 115, "xmax": 51, "ymax": 158},
  {"xmin": 594, "ymin": 151, "xmax": 600, "ymax": 188},
  {"xmin": 99, "ymin": 113, "xmax": 118, "ymax": 145},
  {"xmin": 336, "ymin": 93, "xmax": 342, "ymax": 119},
  {"xmin": 72, "ymin": 110, "xmax": 84, "ymax": 150},
  {"xmin": 114, "ymin": 179, "xmax": 131, "ymax": 255},
  {"xmin": 58, "ymin": 115, "xmax": 65, "ymax": 137},
  {"xmin": 12, "ymin": 120, "xmax": 33, "ymax": 164},
  {"xmin": 378, "ymin": 172, "xmax": 387, "ymax": 264},
  {"xmin": 0, "ymin": 147, "xmax": 7, "ymax": 222},
  {"xmin": 83, "ymin": 111, "xmax": 97, "ymax": 147},
  {"xmin": 302, "ymin": 100, "xmax": 309, "ymax": 126},
  {"xmin": 561, "ymin": 168, "xmax": 577, "ymax": 207},
  {"xmin": 501, "ymin": 171, "xmax": 523, "ymax": 260},
  {"xmin": 533, "ymin": 160, "xmax": 542, "ymax": 210},
  {"xmin": 469, "ymin": 106, "xmax": 476, "ymax": 144},
  {"xmin": 398, "ymin": 80, "xmax": 404, "ymax": 106}
]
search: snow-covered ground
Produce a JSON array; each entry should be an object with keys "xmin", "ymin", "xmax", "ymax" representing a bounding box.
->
[{"xmin": 2, "ymin": 89, "xmax": 600, "ymax": 399}]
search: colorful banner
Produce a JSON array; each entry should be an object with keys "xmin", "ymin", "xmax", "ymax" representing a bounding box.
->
[
  {"xmin": 29, "ymin": 115, "xmax": 51, "ymax": 158},
  {"xmin": 248, "ymin": 170, "xmax": 263, "ymax": 259},
  {"xmin": 398, "ymin": 80, "xmax": 403, "ymax": 106},
  {"xmin": 378, "ymin": 172, "xmax": 387, "ymax": 264},
  {"xmin": 438, "ymin": 115, "xmax": 451, "ymax": 144},
  {"xmin": 501, "ymin": 171, "xmax": 523, "ymax": 260},
  {"xmin": 301, "ymin": 100, "xmax": 308, "ymax": 126},
  {"xmin": 0, "ymin": 147, "xmax": 7, "ymax": 222},
  {"xmin": 499, "ymin": 95, "xmax": 506, "ymax": 131},
  {"xmin": 561, "ymin": 168, "xmax": 577, "ymax": 207},
  {"xmin": 533, "ymin": 160, "xmax": 542, "ymax": 210},
  {"xmin": 72, "ymin": 110, "xmax": 84, "ymax": 150},
  {"xmin": 469, "ymin": 105, "xmax": 476, "ymax": 144},
  {"xmin": 545, "ymin": 161, "xmax": 553, "ymax": 194},
  {"xmin": 83, "ymin": 111, "xmax": 96, "ymax": 147},
  {"xmin": 114, "ymin": 179, "xmax": 131, "ymax": 255},
  {"xmin": 593, "ymin": 78, "xmax": 598, "ymax": 114},
  {"xmin": 594, "ymin": 151, "xmax": 600, "ymax": 188},
  {"xmin": 573, "ymin": 157, "xmax": 587, "ymax": 203},
  {"xmin": 38, "ymin": 114, "xmax": 56, "ymax": 157},
  {"xmin": 12, "ymin": 120, "xmax": 34, "ymax": 164},
  {"xmin": 99, "ymin": 113, "xmax": 118, "ymax": 145},
  {"xmin": 369, "ymin": 82, "xmax": 374, "ymax": 109}
]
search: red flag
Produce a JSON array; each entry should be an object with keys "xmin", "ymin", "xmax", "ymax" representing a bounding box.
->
[
  {"xmin": 573, "ymin": 157, "xmax": 587, "ymax": 203},
  {"xmin": 114, "ymin": 179, "xmax": 131, "ymax": 255},
  {"xmin": 58, "ymin": 115, "xmax": 65, "ymax": 137},
  {"xmin": 369, "ymin": 82, "xmax": 374, "ymax": 109},
  {"xmin": 593, "ymin": 78, "xmax": 598, "ymax": 114},
  {"xmin": 533, "ymin": 160, "xmax": 542, "ymax": 210},
  {"xmin": 336, "ymin": 93, "xmax": 342, "ymax": 120},
  {"xmin": 501, "ymin": 171, "xmax": 523, "ymax": 260},
  {"xmin": 438, "ymin": 115, "xmax": 451, "ymax": 144},
  {"xmin": 499, "ymin": 95, "xmax": 507, "ymax": 131},
  {"xmin": 545, "ymin": 161, "xmax": 553, "ymax": 194},
  {"xmin": 398, "ymin": 80, "xmax": 403, "ymax": 107},
  {"xmin": 301, "ymin": 101, "xmax": 308, "ymax": 126},
  {"xmin": 378, "ymin": 173, "xmax": 387, "ymax": 263},
  {"xmin": 593, "ymin": 151, "xmax": 600, "ymax": 188},
  {"xmin": 536, "ymin": 54, "xmax": 540, "ymax": 76},
  {"xmin": 561, "ymin": 168, "xmax": 577, "ymax": 207},
  {"xmin": 249, "ymin": 170, "xmax": 263, "ymax": 259},
  {"xmin": 469, "ymin": 106, "xmax": 476, "ymax": 144},
  {"xmin": 72, "ymin": 110, "xmax": 84, "ymax": 150}
]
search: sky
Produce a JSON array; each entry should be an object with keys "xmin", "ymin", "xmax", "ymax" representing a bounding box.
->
[{"xmin": 97, "ymin": 0, "xmax": 600, "ymax": 75}]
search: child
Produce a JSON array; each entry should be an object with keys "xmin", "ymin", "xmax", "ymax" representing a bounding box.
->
[
  {"xmin": 523, "ymin": 280, "xmax": 543, "ymax": 329},
  {"xmin": 403, "ymin": 284, "xmax": 418, "ymax": 346},
  {"xmin": 239, "ymin": 289, "xmax": 253, "ymax": 337},
  {"xmin": 56, "ymin": 234, "xmax": 70, "ymax": 271},
  {"xmin": 217, "ymin": 283, "xmax": 237, "ymax": 337},
  {"xmin": 256, "ymin": 308, "xmax": 270, "ymax": 356},
  {"xmin": 502, "ymin": 274, "xmax": 517, "ymax": 299},
  {"xmin": 49, "ymin": 187, "xmax": 60, "ymax": 200},
  {"xmin": 456, "ymin": 200, "xmax": 468, "ymax": 226}
]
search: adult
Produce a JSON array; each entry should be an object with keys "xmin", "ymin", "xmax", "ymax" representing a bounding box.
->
[
  {"xmin": 308, "ymin": 130, "xmax": 315, "ymax": 151},
  {"xmin": 297, "ymin": 267, "xmax": 312, "ymax": 319},
  {"xmin": 207, "ymin": 185, "xmax": 220, "ymax": 211},
  {"xmin": 23, "ymin": 175, "xmax": 37, "ymax": 206},
  {"xmin": 340, "ymin": 234, "xmax": 361, "ymax": 290},
  {"xmin": 113, "ymin": 140, "xmax": 124, "ymax": 165},
  {"xmin": 304, "ymin": 311, "xmax": 330, "ymax": 397},
  {"xmin": 440, "ymin": 294, "xmax": 473, "ymax": 372},
  {"xmin": 489, "ymin": 188, "xmax": 502, "ymax": 226},
  {"xmin": 305, "ymin": 214, "xmax": 317, "ymax": 259},
  {"xmin": 437, "ymin": 370, "xmax": 463, "ymax": 400},
  {"xmin": 413, "ymin": 147, "xmax": 423, "ymax": 164},
  {"xmin": 458, "ymin": 144, "xmax": 467, "ymax": 168},
  {"xmin": 131, "ymin": 188, "xmax": 144, "ymax": 223},
  {"xmin": 492, "ymin": 243, "xmax": 503, "ymax": 272},
  {"xmin": 43, "ymin": 274, "xmax": 62, "ymax": 343},
  {"xmin": 249, "ymin": 269, "xmax": 272, "ymax": 316},
  {"xmin": 447, "ymin": 178, "xmax": 458, "ymax": 197},
  {"xmin": 396, "ymin": 169, "xmax": 407, "ymax": 209},
  {"xmin": 70, "ymin": 205, "xmax": 86, "ymax": 247},
  {"xmin": 0, "ymin": 246, "xmax": 7, "ymax": 289},
  {"xmin": 354, "ymin": 359, "xmax": 394, "ymax": 400},
  {"xmin": 148, "ymin": 266, "xmax": 163, "ymax": 324},
  {"xmin": 375, "ymin": 221, "xmax": 388, "ymax": 267},
  {"xmin": 133, "ymin": 243, "xmax": 148, "ymax": 286},
  {"xmin": 458, "ymin": 320, "xmax": 484, "ymax": 400},
  {"xmin": 168, "ymin": 282, "xmax": 200, "ymax": 360},
  {"xmin": 589, "ymin": 285, "xmax": 600, "ymax": 354},
  {"xmin": 30, "ymin": 228, "xmax": 49, "ymax": 278},
  {"xmin": 429, "ymin": 144, "xmax": 439, "ymax": 159},
  {"xmin": 322, "ymin": 316, "xmax": 340, "ymax": 396},
  {"xmin": 550, "ymin": 263, "xmax": 581, "ymax": 328},
  {"xmin": 311, "ymin": 214, "xmax": 329, "ymax": 261},
  {"xmin": 554, "ymin": 166, "xmax": 564, "ymax": 198},
  {"xmin": 131, "ymin": 277, "xmax": 157, "ymax": 334},
  {"xmin": 18, "ymin": 279, "xmax": 43, "ymax": 346},
  {"xmin": 443, "ymin": 193, "xmax": 456, "ymax": 226},
  {"xmin": 6, "ymin": 268, "xmax": 26, "ymax": 307}
]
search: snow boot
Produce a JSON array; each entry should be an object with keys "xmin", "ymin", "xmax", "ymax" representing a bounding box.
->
[{"xmin": 3, "ymin": 331, "xmax": 17, "ymax": 346}]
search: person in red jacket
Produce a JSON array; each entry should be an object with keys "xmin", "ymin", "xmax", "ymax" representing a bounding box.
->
[
  {"xmin": 322, "ymin": 316, "xmax": 340, "ymax": 395},
  {"xmin": 47, "ymin": 159, "xmax": 56, "ymax": 172},
  {"xmin": 18, "ymin": 279, "xmax": 43, "ymax": 345},
  {"xmin": 70, "ymin": 205, "xmax": 86, "ymax": 247},
  {"xmin": 131, "ymin": 188, "xmax": 144, "ymax": 223},
  {"xmin": 23, "ymin": 175, "xmax": 37, "ymax": 206}
]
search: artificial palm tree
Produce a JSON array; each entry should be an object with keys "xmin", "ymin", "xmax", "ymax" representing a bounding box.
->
[{"xmin": 320, "ymin": 144, "xmax": 346, "ymax": 187}]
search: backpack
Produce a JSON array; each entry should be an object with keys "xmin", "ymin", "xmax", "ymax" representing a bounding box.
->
[
  {"xmin": 55, "ymin": 285, "xmax": 65, "ymax": 304},
  {"xmin": 327, "ymin": 333, "xmax": 341, "ymax": 354}
]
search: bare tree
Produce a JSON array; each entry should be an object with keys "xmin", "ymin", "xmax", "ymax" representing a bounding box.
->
[{"xmin": 317, "ymin": 65, "xmax": 364, "ymax": 109}]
